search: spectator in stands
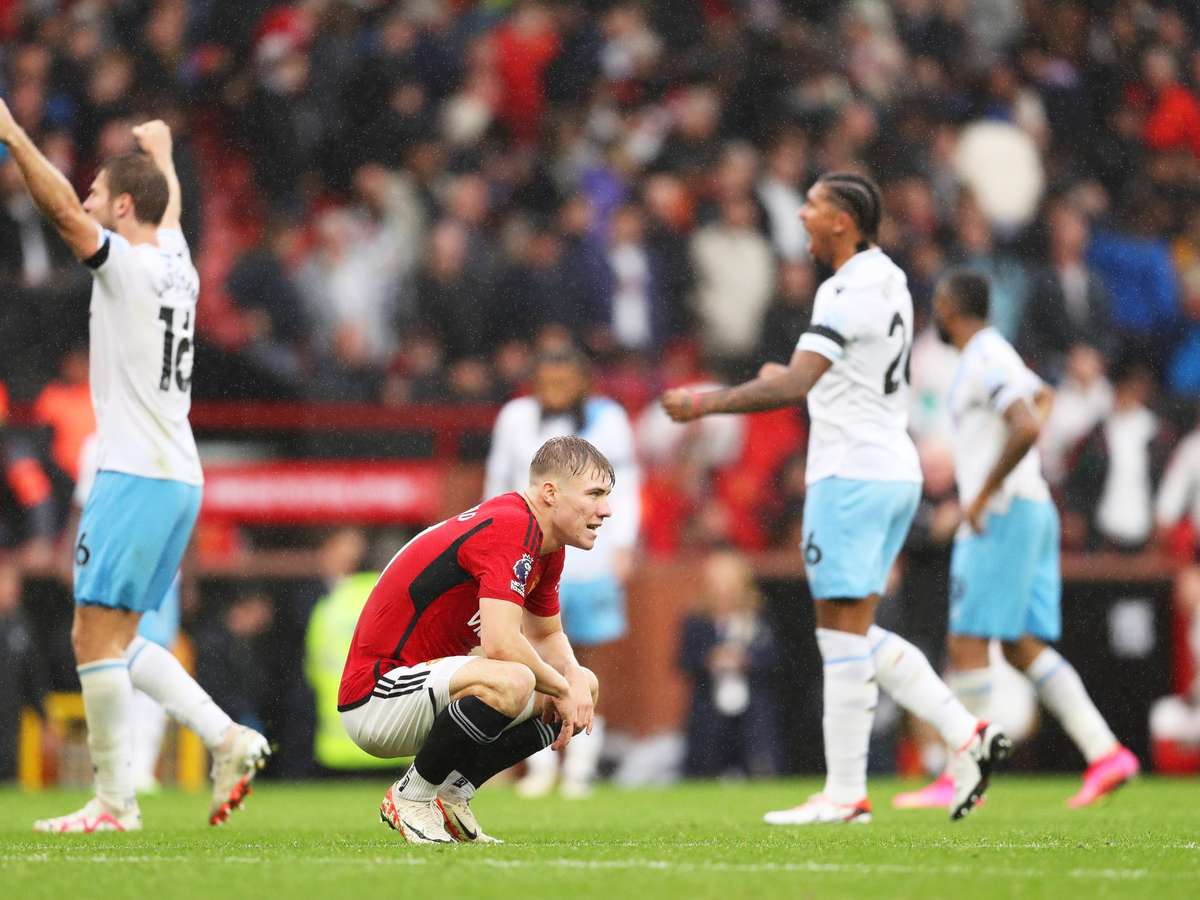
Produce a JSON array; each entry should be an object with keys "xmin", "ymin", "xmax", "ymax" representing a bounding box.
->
[
  {"xmin": 641, "ymin": 174, "xmax": 696, "ymax": 338},
  {"xmin": 1065, "ymin": 357, "xmax": 1171, "ymax": 552},
  {"xmin": 1166, "ymin": 266, "xmax": 1200, "ymax": 396},
  {"xmin": 195, "ymin": 590, "xmax": 275, "ymax": 736},
  {"xmin": 225, "ymin": 215, "xmax": 311, "ymax": 389},
  {"xmin": 0, "ymin": 380, "xmax": 58, "ymax": 567},
  {"xmin": 32, "ymin": 346, "xmax": 94, "ymax": 526},
  {"xmin": 413, "ymin": 219, "xmax": 492, "ymax": 362},
  {"xmin": 679, "ymin": 550, "xmax": 782, "ymax": 778},
  {"xmin": 1040, "ymin": 345, "xmax": 1114, "ymax": 488},
  {"xmin": 1019, "ymin": 200, "xmax": 1114, "ymax": 381},
  {"xmin": 951, "ymin": 194, "xmax": 1029, "ymax": 342},
  {"xmin": 690, "ymin": 195, "xmax": 775, "ymax": 378},
  {"xmin": 0, "ymin": 554, "xmax": 51, "ymax": 781},
  {"xmin": 1156, "ymin": 410, "xmax": 1200, "ymax": 558},
  {"xmin": 1086, "ymin": 189, "xmax": 1180, "ymax": 354},
  {"xmin": 594, "ymin": 203, "xmax": 664, "ymax": 355},
  {"xmin": 756, "ymin": 133, "xmax": 810, "ymax": 263},
  {"xmin": 756, "ymin": 260, "xmax": 816, "ymax": 367}
]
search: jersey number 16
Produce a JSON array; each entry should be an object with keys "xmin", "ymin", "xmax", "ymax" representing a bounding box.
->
[{"xmin": 159, "ymin": 306, "xmax": 193, "ymax": 393}]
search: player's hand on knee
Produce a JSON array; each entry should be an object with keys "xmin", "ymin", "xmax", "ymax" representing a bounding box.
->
[
  {"xmin": 549, "ymin": 693, "xmax": 580, "ymax": 751},
  {"xmin": 567, "ymin": 670, "xmax": 595, "ymax": 735}
]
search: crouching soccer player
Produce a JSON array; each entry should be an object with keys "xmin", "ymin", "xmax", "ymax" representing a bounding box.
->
[{"xmin": 337, "ymin": 436, "xmax": 608, "ymax": 843}]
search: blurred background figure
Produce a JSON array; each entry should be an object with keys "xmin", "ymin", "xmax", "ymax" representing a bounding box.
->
[
  {"xmin": 1064, "ymin": 357, "xmax": 1171, "ymax": 552},
  {"xmin": 485, "ymin": 347, "xmax": 641, "ymax": 798},
  {"xmin": 195, "ymin": 591, "xmax": 276, "ymax": 736},
  {"xmin": 0, "ymin": 554, "xmax": 50, "ymax": 782},
  {"xmin": 678, "ymin": 551, "xmax": 782, "ymax": 778}
]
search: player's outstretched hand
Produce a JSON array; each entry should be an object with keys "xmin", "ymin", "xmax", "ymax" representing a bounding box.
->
[
  {"xmin": 0, "ymin": 98, "xmax": 20, "ymax": 144},
  {"xmin": 661, "ymin": 387, "xmax": 703, "ymax": 423},
  {"xmin": 132, "ymin": 120, "xmax": 172, "ymax": 161}
]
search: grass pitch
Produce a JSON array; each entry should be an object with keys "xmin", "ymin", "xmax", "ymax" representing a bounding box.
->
[{"xmin": 2, "ymin": 777, "xmax": 1199, "ymax": 899}]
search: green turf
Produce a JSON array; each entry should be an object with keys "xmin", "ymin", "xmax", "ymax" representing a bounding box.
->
[{"xmin": 2, "ymin": 777, "xmax": 1199, "ymax": 899}]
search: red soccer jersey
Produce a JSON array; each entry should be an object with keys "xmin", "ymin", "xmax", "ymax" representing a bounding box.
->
[{"xmin": 337, "ymin": 492, "xmax": 564, "ymax": 711}]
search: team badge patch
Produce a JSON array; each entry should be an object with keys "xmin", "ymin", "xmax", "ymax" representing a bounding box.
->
[{"xmin": 510, "ymin": 553, "xmax": 534, "ymax": 597}]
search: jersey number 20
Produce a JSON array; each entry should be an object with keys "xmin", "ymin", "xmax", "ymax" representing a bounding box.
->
[
  {"xmin": 159, "ymin": 306, "xmax": 193, "ymax": 392},
  {"xmin": 883, "ymin": 312, "xmax": 912, "ymax": 395}
]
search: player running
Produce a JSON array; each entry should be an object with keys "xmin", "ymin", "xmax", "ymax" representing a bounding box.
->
[
  {"xmin": 662, "ymin": 172, "xmax": 1009, "ymax": 823},
  {"xmin": 0, "ymin": 103, "xmax": 269, "ymax": 833},
  {"xmin": 338, "ymin": 436, "xmax": 607, "ymax": 844},
  {"xmin": 894, "ymin": 271, "xmax": 1138, "ymax": 811}
]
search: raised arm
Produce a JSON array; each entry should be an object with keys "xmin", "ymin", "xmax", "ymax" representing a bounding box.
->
[
  {"xmin": 661, "ymin": 348, "xmax": 832, "ymax": 422},
  {"xmin": 132, "ymin": 120, "xmax": 181, "ymax": 231},
  {"xmin": 0, "ymin": 99, "xmax": 99, "ymax": 261}
]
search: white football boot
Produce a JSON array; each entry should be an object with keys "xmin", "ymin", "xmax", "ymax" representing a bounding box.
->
[
  {"xmin": 437, "ymin": 797, "xmax": 503, "ymax": 844},
  {"xmin": 379, "ymin": 782, "xmax": 455, "ymax": 844},
  {"xmin": 209, "ymin": 725, "xmax": 271, "ymax": 825},
  {"xmin": 33, "ymin": 797, "xmax": 142, "ymax": 833},
  {"xmin": 948, "ymin": 721, "xmax": 1012, "ymax": 821},
  {"xmin": 763, "ymin": 794, "xmax": 872, "ymax": 825}
]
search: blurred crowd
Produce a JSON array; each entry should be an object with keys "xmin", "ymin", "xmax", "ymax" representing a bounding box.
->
[{"xmin": 6, "ymin": 0, "xmax": 1200, "ymax": 777}]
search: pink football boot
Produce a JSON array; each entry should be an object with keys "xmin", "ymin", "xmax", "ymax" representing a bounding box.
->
[{"xmin": 1068, "ymin": 745, "xmax": 1140, "ymax": 808}]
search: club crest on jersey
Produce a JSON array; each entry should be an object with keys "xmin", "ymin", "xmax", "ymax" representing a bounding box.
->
[{"xmin": 510, "ymin": 553, "xmax": 534, "ymax": 597}]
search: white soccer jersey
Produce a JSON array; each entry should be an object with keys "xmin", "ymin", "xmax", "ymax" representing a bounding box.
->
[
  {"xmin": 796, "ymin": 247, "xmax": 922, "ymax": 485},
  {"xmin": 484, "ymin": 395, "xmax": 641, "ymax": 584},
  {"xmin": 86, "ymin": 222, "xmax": 202, "ymax": 485},
  {"xmin": 947, "ymin": 327, "xmax": 1049, "ymax": 512}
]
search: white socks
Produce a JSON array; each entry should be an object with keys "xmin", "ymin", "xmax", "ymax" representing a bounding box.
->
[
  {"xmin": 130, "ymin": 689, "xmax": 168, "ymax": 788},
  {"xmin": 868, "ymin": 626, "xmax": 978, "ymax": 750},
  {"xmin": 1027, "ymin": 647, "xmax": 1117, "ymax": 763},
  {"xmin": 563, "ymin": 715, "xmax": 605, "ymax": 786},
  {"xmin": 816, "ymin": 628, "xmax": 876, "ymax": 804},
  {"xmin": 946, "ymin": 667, "xmax": 993, "ymax": 720},
  {"xmin": 78, "ymin": 659, "xmax": 136, "ymax": 811},
  {"xmin": 125, "ymin": 636, "xmax": 233, "ymax": 749}
]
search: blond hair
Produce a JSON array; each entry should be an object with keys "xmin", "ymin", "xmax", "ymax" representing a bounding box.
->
[{"xmin": 529, "ymin": 436, "xmax": 615, "ymax": 487}]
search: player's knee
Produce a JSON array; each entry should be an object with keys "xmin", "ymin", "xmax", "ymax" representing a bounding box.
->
[
  {"xmin": 947, "ymin": 634, "xmax": 987, "ymax": 670},
  {"xmin": 1002, "ymin": 636, "xmax": 1043, "ymax": 671},
  {"xmin": 71, "ymin": 617, "xmax": 105, "ymax": 663},
  {"xmin": 491, "ymin": 662, "xmax": 536, "ymax": 716}
]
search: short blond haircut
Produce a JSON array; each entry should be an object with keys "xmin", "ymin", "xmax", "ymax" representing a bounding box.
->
[{"xmin": 529, "ymin": 436, "xmax": 615, "ymax": 488}]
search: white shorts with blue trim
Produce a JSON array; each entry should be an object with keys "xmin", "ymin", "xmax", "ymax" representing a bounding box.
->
[
  {"xmin": 802, "ymin": 477, "xmax": 921, "ymax": 600},
  {"xmin": 949, "ymin": 497, "xmax": 1061, "ymax": 642},
  {"xmin": 560, "ymin": 577, "xmax": 627, "ymax": 646},
  {"xmin": 74, "ymin": 471, "xmax": 202, "ymax": 613}
]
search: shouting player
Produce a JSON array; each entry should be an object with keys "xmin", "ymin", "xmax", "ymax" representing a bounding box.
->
[
  {"xmin": 338, "ymin": 436, "xmax": 608, "ymax": 844},
  {"xmin": 662, "ymin": 172, "xmax": 1009, "ymax": 823},
  {"xmin": 895, "ymin": 271, "xmax": 1137, "ymax": 810},
  {"xmin": 0, "ymin": 103, "xmax": 269, "ymax": 833}
]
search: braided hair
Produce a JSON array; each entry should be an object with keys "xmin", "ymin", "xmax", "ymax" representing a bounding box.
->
[{"xmin": 818, "ymin": 172, "xmax": 883, "ymax": 252}]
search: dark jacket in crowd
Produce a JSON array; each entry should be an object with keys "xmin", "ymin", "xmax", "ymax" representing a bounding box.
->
[{"xmin": 678, "ymin": 612, "xmax": 783, "ymax": 777}]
